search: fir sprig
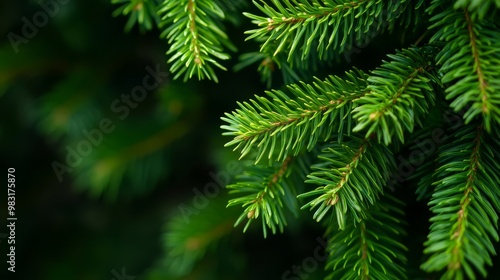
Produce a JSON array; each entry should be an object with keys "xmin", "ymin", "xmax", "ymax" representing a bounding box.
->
[
  {"xmin": 222, "ymin": 70, "xmax": 368, "ymax": 164},
  {"xmin": 299, "ymin": 136, "xmax": 396, "ymax": 229},
  {"xmin": 158, "ymin": 0, "xmax": 236, "ymax": 82},
  {"xmin": 352, "ymin": 46, "xmax": 440, "ymax": 145},
  {"xmin": 227, "ymin": 154, "xmax": 312, "ymax": 237},
  {"xmin": 422, "ymin": 123, "xmax": 500, "ymax": 279},
  {"xmin": 428, "ymin": 1, "xmax": 500, "ymax": 131},
  {"xmin": 244, "ymin": 0, "xmax": 409, "ymax": 62},
  {"xmin": 326, "ymin": 195, "xmax": 408, "ymax": 280}
]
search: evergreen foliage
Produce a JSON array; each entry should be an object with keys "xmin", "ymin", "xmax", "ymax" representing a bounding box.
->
[
  {"xmin": 243, "ymin": 0, "xmax": 408, "ymax": 62},
  {"xmin": 13, "ymin": 0, "xmax": 500, "ymax": 278},
  {"xmin": 300, "ymin": 136, "xmax": 396, "ymax": 230},
  {"xmin": 352, "ymin": 46, "xmax": 440, "ymax": 145},
  {"xmin": 227, "ymin": 153, "xmax": 312, "ymax": 237},
  {"xmin": 157, "ymin": 0, "xmax": 237, "ymax": 82},
  {"xmin": 214, "ymin": 0, "xmax": 500, "ymax": 279},
  {"xmin": 111, "ymin": 0, "xmax": 496, "ymax": 278},
  {"xmin": 428, "ymin": 0, "xmax": 500, "ymax": 131},
  {"xmin": 422, "ymin": 124, "xmax": 500, "ymax": 279},
  {"xmin": 222, "ymin": 69, "xmax": 368, "ymax": 163},
  {"xmin": 325, "ymin": 195, "xmax": 407, "ymax": 280},
  {"xmin": 105, "ymin": 0, "xmax": 500, "ymax": 278}
]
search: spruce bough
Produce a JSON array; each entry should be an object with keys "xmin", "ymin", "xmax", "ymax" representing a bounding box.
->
[
  {"xmin": 220, "ymin": 0, "xmax": 500, "ymax": 278},
  {"xmin": 112, "ymin": 0, "xmax": 500, "ymax": 278}
]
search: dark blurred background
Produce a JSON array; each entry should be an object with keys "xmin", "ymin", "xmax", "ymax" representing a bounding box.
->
[{"xmin": 0, "ymin": 1, "xmax": 456, "ymax": 280}]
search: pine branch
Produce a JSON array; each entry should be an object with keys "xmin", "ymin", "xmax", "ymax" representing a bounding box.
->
[
  {"xmin": 237, "ymin": 0, "xmax": 425, "ymax": 87},
  {"xmin": 421, "ymin": 123, "xmax": 500, "ymax": 279},
  {"xmin": 299, "ymin": 135, "xmax": 396, "ymax": 229},
  {"xmin": 428, "ymin": 1, "xmax": 500, "ymax": 131},
  {"xmin": 222, "ymin": 70, "xmax": 368, "ymax": 164},
  {"xmin": 158, "ymin": 0, "xmax": 236, "ymax": 82},
  {"xmin": 244, "ymin": 0, "xmax": 409, "ymax": 63},
  {"xmin": 227, "ymin": 153, "xmax": 312, "ymax": 237},
  {"xmin": 325, "ymin": 195, "xmax": 408, "ymax": 280},
  {"xmin": 352, "ymin": 46, "xmax": 440, "ymax": 145}
]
